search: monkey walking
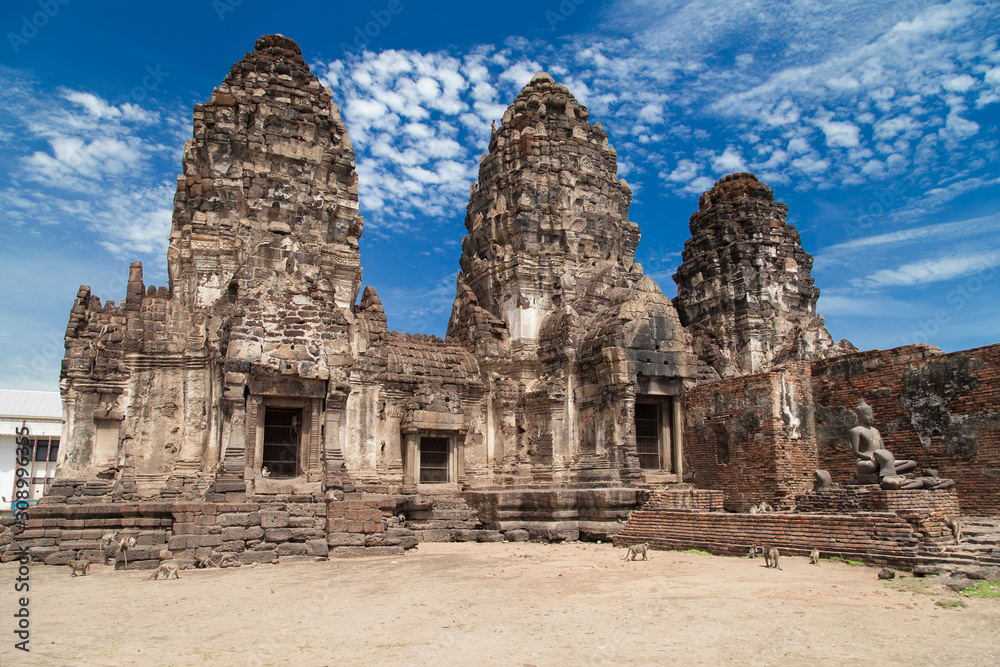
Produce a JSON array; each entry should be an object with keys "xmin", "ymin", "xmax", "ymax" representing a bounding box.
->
[
  {"xmin": 117, "ymin": 535, "xmax": 137, "ymax": 569},
  {"xmin": 809, "ymin": 548, "xmax": 820, "ymax": 565},
  {"xmin": 623, "ymin": 543, "xmax": 649, "ymax": 561},
  {"xmin": 944, "ymin": 515, "xmax": 963, "ymax": 544},
  {"xmin": 100, "ymin": 532, "xmax": 117, "ymax": 565},
  {"xmin": 69, "ymin": 551, "xmax": 90, "ymax": 577},
  {"xmin": 148, "ymin": 561, "xmax": 182, "ymax": 580},
  {"xmin": 763, "ymin": 545, "xmax": 781, "ymax": 570}
]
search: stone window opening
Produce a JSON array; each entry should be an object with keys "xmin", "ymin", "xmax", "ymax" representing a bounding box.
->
[
  {"xmin": 635, "ymin": 403, "xmax": 662, "ymax": 469},
  {"xmin": 633, "ymin": 395, "xmax": 678, "ymax": 475},
  {"xmin": 419, "ymin": 436, "xmax": 450, "ymax": 483},
  {"xmin": 262, "ymin": 407, "xmax": 300, "ymax": 478}
]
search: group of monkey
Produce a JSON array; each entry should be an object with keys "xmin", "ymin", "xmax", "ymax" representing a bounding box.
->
[
  {"xmin": 621, "ymin": 515, "xmax": 965, "ymax": 568},
  {"xmin": 67, "ymin": 532, "xmax": 243, "ymax": 580},
  {"xmin": 621, "ymin": 542, "xmax": 800, "ymax": 569},
  {"xmin": 68, "ymin": 515, "xmax": 967, "ymax": 577},
  {"xmin": 67, "ymin": 532, "xmax": 135, "ymax": 577}
]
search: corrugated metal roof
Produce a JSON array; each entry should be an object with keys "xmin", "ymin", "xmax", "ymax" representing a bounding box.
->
[{"xmin": 0, "ymin": 390, "xmax": 63, "ymax": 420}]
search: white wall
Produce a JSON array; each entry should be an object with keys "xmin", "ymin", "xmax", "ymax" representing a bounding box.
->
[{"xmin": 0, "ymin": 419, "xmax": 63, "ymax": 508}]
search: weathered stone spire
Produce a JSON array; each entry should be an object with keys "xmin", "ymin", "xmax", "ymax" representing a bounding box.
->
[
  {"xmin": 673, "ymin": 172, "xmax": 853, "ymax": 378},
  {"xmin": 168, "ymin": 33, "xmax": 362, "ymax": 313},
  {"xmin": 450, "ymin": 72, "xmax": 638, "ymax": 347}
]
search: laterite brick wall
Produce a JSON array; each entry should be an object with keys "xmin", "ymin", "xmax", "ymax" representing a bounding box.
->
[
  {"xmin": 812, "ymin": 344, "xmax": 1000, "ymax": 515},
  {"xmin": 684, "ymin": 362, "xmax": 817, "ymax": 511}
]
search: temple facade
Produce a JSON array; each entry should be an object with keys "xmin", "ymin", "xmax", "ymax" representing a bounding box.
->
[
  {"xmin": 14, "ymin": 35, "xmax": 996, "ymax": 569},
  {"xmin": 56, "ymin": 35, "xmax": 742, "ymax": 500}
]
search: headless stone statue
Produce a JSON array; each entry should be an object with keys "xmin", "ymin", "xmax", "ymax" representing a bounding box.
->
[
  {"xmin": 849, "ymin": 399, "xmax": 916, "ymax": 488},
  {"xmin": 849, "ymin": 400, "xmax": 955, "ymax": 490}
]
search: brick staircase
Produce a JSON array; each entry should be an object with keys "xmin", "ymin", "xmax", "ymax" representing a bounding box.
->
[{"xmin": 916, "ymin": 517, "xmax": 1000, "ymax": 568}]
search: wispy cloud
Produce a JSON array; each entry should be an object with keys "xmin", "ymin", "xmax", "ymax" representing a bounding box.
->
[
  {"xmin": 817, "ymin": 213, "xmax": 1000, "ymax": 257},
  {"xmin": 861, "ymin": 248, "xmax": 1000, "ymax": 287}
]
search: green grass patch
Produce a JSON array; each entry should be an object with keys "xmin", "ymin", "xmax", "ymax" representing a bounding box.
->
[
  {"xmin": 961, "ymin": 581, "xmax": 1000, "ymax": 598},
  {"xmin": 680, "ymin": 549, "xmax": 714, "ymax": 556},
  {"xmin": 935, "ymin": 599, "xmax": 967, "ymax": 609},
  {"xmin": 823, "ymin": 557, "xmax": 865, "ymax": 566}
]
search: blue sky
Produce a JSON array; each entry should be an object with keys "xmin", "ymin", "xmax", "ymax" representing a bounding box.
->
[{"xmin": 1, "ymin": 0, "xmax": 998, "ymax": 392}]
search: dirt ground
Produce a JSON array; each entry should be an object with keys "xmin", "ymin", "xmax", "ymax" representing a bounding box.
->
[{"xmin": 2, "ymin": 541, "xmax": 998, "ymax": 666}]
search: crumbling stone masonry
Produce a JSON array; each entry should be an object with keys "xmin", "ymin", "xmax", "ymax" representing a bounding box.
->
[
  {"xmin": 5, "ymin": 35, "xmax": 998, "ymax": 569},
  {"xmin": 673, "ymin": 173, "xmax": 856, "ymax": 380}
]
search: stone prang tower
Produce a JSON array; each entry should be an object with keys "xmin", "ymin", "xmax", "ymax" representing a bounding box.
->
[
  {"xmin": 448, "ymin": 72, "xmax": 698, "ymax": 484},
  {"xmin": 672, "ymin": 173, "xmax": 854, "ymax": 379}
]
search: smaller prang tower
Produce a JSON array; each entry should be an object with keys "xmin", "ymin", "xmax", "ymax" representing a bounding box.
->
[{"xmin": 673, "ymin": 173, "xmax": 854, "ymax": 379}]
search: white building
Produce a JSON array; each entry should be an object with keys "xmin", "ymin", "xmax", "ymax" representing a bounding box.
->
[{"xmin": 0, "ymin": 390, "xmax": 63, "ymax": 508}]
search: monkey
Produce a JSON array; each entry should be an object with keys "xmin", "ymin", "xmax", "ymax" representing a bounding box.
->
[
  {"xmin": 148, "ymin": 561, "xmax": 182, "ymax": 580},
  {"xmin": 69, "ymin": 551, "xmax": 90, "ymax": 577},
  {"xmin": 260, "ymin": 466, "xmax": 270, "ymax": 478},
  {"xmin": 623, "ymin": 543, "xmax": 649, "ymax": 561},
  {"xmin": 117, "ymin": 535, "xmax": 137, "ymax": 569},
  {"xmin": 809, "ymin": 548, "xmax": 820, "ymax": 565},
  {"xmin": 748, "ymin": 545, "xmax": 761, "ymax": 559},
  {"xmin": 763, "ymin": 545, "xmax": 781, "ymax": 570},
  {"xmin": 100, "ymin": 532, "xmax": 117, "ymax": 565},
  {"xmin": 944, "ymin": 515, "xmax": 963, "ymax": 544},
  {"xmin": 194, "ymin": 552, "xmax": 219, "ymax": 568},
  {"xmin": 218, "ymin": 553, "xmax": 242, "ymax": 568}
]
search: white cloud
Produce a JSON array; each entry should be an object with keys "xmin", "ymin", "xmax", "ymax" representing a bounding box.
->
[
  {"xmin": 712, "ymin": 147, "xmax": 746, "ymax": 173},
  {"xmin": 818, "ymin": 119, "xmax": 861, "ymax": 148},
  {"xmin": 818, "ymin": 214, "xmax": 1000, "ymax": 255},
  {"xmin": 665, "ymin": 159, "xmax": 699, "ymax": 183},
  {"xmin": 0, "ymin": 77, "xmax": 178, "ymax": 259},
  {"xmin": 862, "ymin": 250, "xmax": 1000, "ymax": 286},
  {"xmin": 63, "ymin": 90, "xmax": 123, "ymax": 119}
]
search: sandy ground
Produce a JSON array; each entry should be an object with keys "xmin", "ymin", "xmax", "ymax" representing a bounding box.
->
[{"xmin": 1, "ymin": 542, "xmax": 998, "ymax": 666}]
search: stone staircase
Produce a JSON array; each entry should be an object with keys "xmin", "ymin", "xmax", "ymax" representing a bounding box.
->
[
  {"xmin": 916, "ymin": 517, "xmax": 1000, "ymax": 568},
  {"xmin": 402, "ymin": 495, "xmax": 501, "ymax": 543},
  {"xmin": 43, "ymin": 478, "xmax": 115, "ymax": 504}
]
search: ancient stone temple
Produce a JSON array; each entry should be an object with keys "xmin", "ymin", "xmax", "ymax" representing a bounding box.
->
[
  {"xmin": 5, "ymin": 35, "xmax": 998, "ymax": 570},
  {"xmin": 58, "ymin": 40, "xmax": 701, "ymax": 504}
]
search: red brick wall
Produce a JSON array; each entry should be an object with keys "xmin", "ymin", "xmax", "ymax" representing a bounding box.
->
[
  {"xmin": 614, "ymin": 491, "xmax": 961, "ymax": 569},
  {"xmin": 812, "ymin": 344, "xmax": 1000, "ymax": 515},
  {"xmin": 684, "ymin": 363, "xmax": 817, "ymax": 511}
]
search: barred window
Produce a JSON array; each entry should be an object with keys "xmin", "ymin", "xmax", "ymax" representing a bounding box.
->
[
  {"xmin": 419, "ymin": 437, "xmax": 449, "ymax": 483},
  {"xmin": 635, "ymin": 403, "xmax": 661, "ymax": 469},
  {"xmin": 262, "ymin": 408, "xmax": 299, "ymax": 478}
]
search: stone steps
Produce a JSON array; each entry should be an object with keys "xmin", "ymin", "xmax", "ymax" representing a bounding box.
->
[
  {"xmin": 917, "ymin": 517, "xmax": 1000, "ymax": 567},
  {"xmin": 400, "ymin": 495, "xmax": 484, "ymax": 537}
]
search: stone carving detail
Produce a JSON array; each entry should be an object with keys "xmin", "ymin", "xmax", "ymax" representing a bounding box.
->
[{"xmin": 673, "ymin": 173, "xmax": 855, "ymax": 379}]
